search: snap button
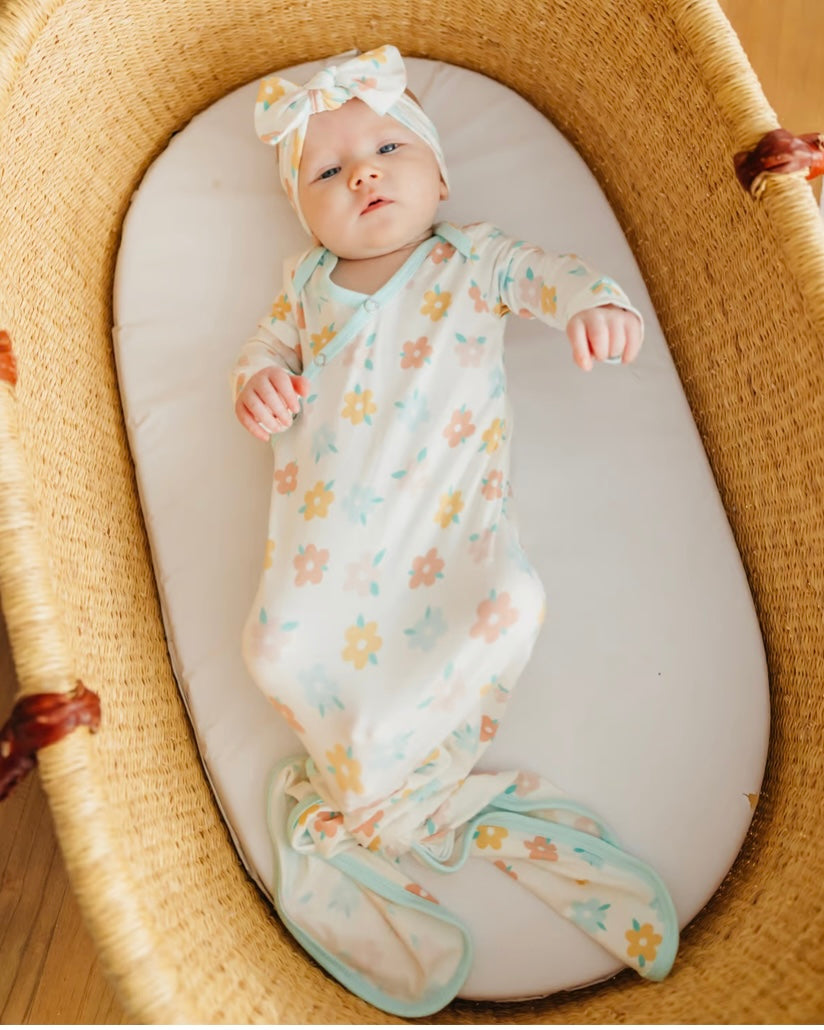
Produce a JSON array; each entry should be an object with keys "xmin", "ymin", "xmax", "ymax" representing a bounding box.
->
[
  {"xmin": 363, "ymin": 298, "xmax": 378, "ymax": 312},
  {"xmin": 315, "ymin": 351, "xmax": 327, "ymax": 367}
]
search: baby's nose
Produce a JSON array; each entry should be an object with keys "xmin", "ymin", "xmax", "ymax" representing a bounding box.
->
[{"xmin": 348, "ymin": 162, "xmax": 382, "ymax": 190}]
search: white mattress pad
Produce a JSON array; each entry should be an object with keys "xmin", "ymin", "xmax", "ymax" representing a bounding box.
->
[{"xmin": 113, "ymin": 55, "xmax": 769, "ymax": 1001}]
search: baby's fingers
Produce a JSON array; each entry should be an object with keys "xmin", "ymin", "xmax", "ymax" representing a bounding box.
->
[
  {"xmin": 567, "ymin": 317, "xmax": 593, "ymax": 371},
  {"xmin": 236, "ymin": 398, "xmax": 277, "ymax": 441}
]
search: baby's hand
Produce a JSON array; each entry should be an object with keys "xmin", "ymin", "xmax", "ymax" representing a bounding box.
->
[
  {"xmin": 235, "ymin": 367, "xmax": 311, "ymax": 441},
  {"xmin": 566, "ymin": 305, "xmax": 643, "ymax": 371}
]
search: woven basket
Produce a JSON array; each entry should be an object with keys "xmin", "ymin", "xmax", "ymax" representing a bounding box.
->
[{"xmin": 1, "ymin": 0, "xmax": 823, "ymax": 1022}]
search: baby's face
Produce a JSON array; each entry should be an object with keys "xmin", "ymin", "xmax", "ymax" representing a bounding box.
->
[{"xmin": 297, "ymin": 98, "xmax": 447, "ymax": 260}]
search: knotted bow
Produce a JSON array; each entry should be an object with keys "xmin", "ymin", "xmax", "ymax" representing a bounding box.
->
[
  {"xmin": 255, "ymin": 45, "xmax": 407, "ymax": 146},
  {"xmin": 253, "ymin": 46, "xmax": 449, "ymax": 234}
]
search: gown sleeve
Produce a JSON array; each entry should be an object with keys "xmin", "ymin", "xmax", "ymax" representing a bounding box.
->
[
  {"xmin": 472, "ymin": 223, "xmax": 643, "ymax": 333},
  {"xmin": 230, "ymin": 254, "xmax": 305, "ymax": 403}
]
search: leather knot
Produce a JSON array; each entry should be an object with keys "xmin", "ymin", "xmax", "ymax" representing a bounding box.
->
[
  {"xmin": 734, "ymin": 128, "xmax": 824, "ymax": 196},
  {"xmin": 0, "ymin": 682, "xmax": 101, "ymax": 801}
]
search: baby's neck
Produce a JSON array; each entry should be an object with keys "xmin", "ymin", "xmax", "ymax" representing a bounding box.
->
[{"xmin": 329, "ymin": 232, "xmax": 434, "ymax": 296}]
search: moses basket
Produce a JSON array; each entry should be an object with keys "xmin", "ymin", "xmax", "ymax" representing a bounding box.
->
[{"xmin": 2, "ymin": 0, "xmax": 823, "ymax": 1022}]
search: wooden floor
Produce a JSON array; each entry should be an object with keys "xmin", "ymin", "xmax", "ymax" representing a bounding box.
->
[{"xmin": 2, "ymin": 1, "xmax": 824, "ymax": 1023}]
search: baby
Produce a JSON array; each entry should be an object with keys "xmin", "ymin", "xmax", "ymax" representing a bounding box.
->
[{"xmin": 232, "ymin": 46, "xmax": 675, "ymax": 1016}]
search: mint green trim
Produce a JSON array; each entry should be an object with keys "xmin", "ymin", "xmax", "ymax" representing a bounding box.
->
[
  {"xmin": 266, "ymin": 757, "xmax": 472, "ymax": 1017},
  {"xmin": 414, "ymin": 805, "xmax": 678, "ymax": 981},
  {"xmin": 490, "ymin": 790, "xmax": 621, "ymax": 847},
  {"xmin": 295, "ymin": 222, "xmax": 471, "ymax": 381}
]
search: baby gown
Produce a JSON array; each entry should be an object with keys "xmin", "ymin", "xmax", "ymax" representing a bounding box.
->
[{"xmin": 232, "ymin": 221, "xmax": 678, "ymax": 1015}]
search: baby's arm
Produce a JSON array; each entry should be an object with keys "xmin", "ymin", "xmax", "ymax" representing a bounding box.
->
[
  {"xmin": 232, "ymin": 320, "xmax": 310, "ymax": 442},
  {"xmin": 484, "ymin": 228, "xmax": 644, "ymax": 369}
]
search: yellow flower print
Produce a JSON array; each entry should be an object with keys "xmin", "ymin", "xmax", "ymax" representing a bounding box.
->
[
  {"xmin": 299, "ymin": 480, "xmax": 335, "ymax": 520},
  {"xmin": 420, "ymin": 285, "xmax": 452, "ymax": 321},
  {"xmin": 297, "ymin": 801, "xmax": 322, "ymax": 827},
  {"xmin": 625, "ymin": 921, "xmax": 663, "ymax": 968},
  {"xmin": 325, "ymin": 743, "xmax": 365, "ymax": 795},
  {"xmin": 493, "ymin": 301, "xmax": 510, "ymax": 318},
  {"xmin": 481, "ymin": 417, "xmax": 505, "ymax": 453},
  {"xmin": 263, "ymin": 538, "xmax": 275, "ymax": 570},
  {"xmin": 342, "ymin": 615, "xmax": 382, "ymax": 669},
  {"xmin": 310, "ymin": 324, "xmax": 335, "ymax": 355},
  {"xmin": 257, "ymin": 78, "xmax": 287, "ymax": 107},
  {"xmin": 473, "ymin": 824, "xmax": 508, "ymax": 850},
  {"xmin": 360, "ymin": 45, "xmax": 389, "ymax": 65},
  {"xmin": 434, "ymin": 489, "xmax": 464, "ymax": 529},
  {"xmin": 270, "ymin": 293, "xmax": 291, "ymax": 321},
  {"xmin": 540, "ymin": 283, "xmax": 557, "ymax": 316},
  {"xmin": 341, "ymin": 385, "xmax": 377, "ymax": 426}
]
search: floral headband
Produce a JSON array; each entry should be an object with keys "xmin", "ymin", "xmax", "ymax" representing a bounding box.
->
[{"xmin": 254, "ymin": 45, "xmax": 450, "ymax": 233}]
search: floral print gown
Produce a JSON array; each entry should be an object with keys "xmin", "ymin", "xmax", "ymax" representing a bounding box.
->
[{"xmin": 231, "ymin": 222, "xmax": 677, "ymax": 1015}]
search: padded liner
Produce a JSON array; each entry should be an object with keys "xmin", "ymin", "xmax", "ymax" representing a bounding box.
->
[{"xmin": 113, "ymin": 56, "xmax": 769, "ymax": 1000}]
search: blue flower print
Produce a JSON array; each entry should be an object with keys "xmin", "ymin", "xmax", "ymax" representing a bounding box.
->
[
  {"xmin": 299, "ymin": 664, "xmax": 344, "ymax": 717},
  {"xmin": 342, "ymin": 483, "xmax": 384, "ymax": 526},
  {"xmin": 573, "ymin": 846, "xmax": 606, "ymax": 870},
  {"xmin": 328, "ymin": 879, "xmax": 361, "ymax": 918},
  {"xmin": 369, "ymin": 730, "xmax": 415, "ymax": 769},
  {"xmin": 570, "ymin": 898, "xmax": 611, "ymax": 934},
  {"xmin": 451, "ymin": 721, "xmax": 479, "ymax": 753},
  {"xmin": 405, "ymin": 606, "xmax": 448, "ymax": 653},
  {"xmin": 394, "ymin": 388, "xmax": 430, "ymax": 432},
  {"xmin": 312, "ymin": 423, "xmax": 339, "ymax": 463},
  {"xmin": 488, "ymin": 363, "xmax": 506, "ymax": 399}
]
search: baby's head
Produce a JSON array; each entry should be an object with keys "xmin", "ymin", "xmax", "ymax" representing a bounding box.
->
[{"xmin": 255, "ymin": 46, "xmax": 449, "ymax": 259}]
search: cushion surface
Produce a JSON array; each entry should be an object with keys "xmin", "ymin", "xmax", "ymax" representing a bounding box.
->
[{"xmin": 113, "ymin": 55, "xmax": 769, "ymax": 1000}]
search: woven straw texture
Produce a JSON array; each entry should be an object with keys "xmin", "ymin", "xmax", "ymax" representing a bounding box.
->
[{"xmin": 1, "ymin": 0, "xmax": 823, "ymax": 1022}]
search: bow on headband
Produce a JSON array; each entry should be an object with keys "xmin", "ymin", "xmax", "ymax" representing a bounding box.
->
[{"xmin": 254, "ymin": 46, "xmax": 449, "ymax": 234}]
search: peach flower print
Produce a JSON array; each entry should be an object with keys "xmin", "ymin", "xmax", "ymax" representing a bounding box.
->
[
  {"xmin": 420, "ymin": 285, "xmax": 452, "ymax": 321},
  {"xmin": 268, "ymin": 697, "xmax": 305, "ymax": 735},
  {"xmin": 325, "ymin": 743, "xmax": 364, "ymax": 795},
  {"xmin": 352, "ymin": 809, "xmax": 384, "ymax": 839},
  {"xmin": 468, "ymin": 528, "xmax": 495, "ymax": 564},
  {"xmin": 473, "ymin": 824, "xmax": 508, "ymax": 850},
  {"xmin": 482, "ymin": 469, "xmax": 504, "ymax": 499},
  {"xmin": 343, "ymin": 552, "xmax": 375, "ymax": 596},
  {"xmin": 471, "ymin": 590, "xmax": 519, "ymax": 643},
  {"xmin": 430, "ymin": 241, "xmax": 456, "ymax": 264},
  {"xmin": 480, "ymin": 714, "xmax": 499, "ymax": 742},
  {"xmin": 274, "ymin": 460, "xmax": 298, "ymax": 494},
  {"xmin": 299, "ymin": 480, "xmax": 334, "ymax": 520},
  {"xmin": 519, "ymin": 268, "xmax": 542, "ymax": 308},
  {"xmin": 293, "ymin": 543, "xmax": 329, "ymax": 586},
  {"xmin": 454, "ymin": 334, "xmax": 486, "ymax": 368},
  {"xmin": 313, "ymin": 810, "xmax": 344, "ymax": 840},
  {"xmin": 468, "ymin": 280, "xmax": 489, "ymax": 313},
  {"xmin": 443, "ymin": 407, "xmax": 476, "ymax": 447},
  {"xmin": 514, "ymin": 770, "xmax": 541, "ymax": 797},
  {"xmin": 625, "ymin": 921, "xmax": 663, "ymax": 968},
  {"xmin": 400, "ymin": 336, "xmax": 432, "ymax": 369},
  {"xmin": 409, "ymin": 548, "xmax": 445, "ymax": 589},
  {"xmin": 405, "ymin": 883, "xmax": 440, "ymax": 903},
  {"xmin": 494, "ymin": 860, "xmax": 519, "ymax": 881},
  {"xmin": 342, "ymin": 615, "xmax": 382, "ymax": 669},
  {"xmin": 524, "ymin": 835, "xmax": 559, "ymax": 861}
]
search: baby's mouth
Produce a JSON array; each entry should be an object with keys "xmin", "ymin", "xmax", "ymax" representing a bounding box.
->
[{"xmin": 361, "ymin": 196, "xmax": 392, "ymax": 215}]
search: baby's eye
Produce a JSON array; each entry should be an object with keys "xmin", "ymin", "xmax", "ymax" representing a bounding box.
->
[
  {"xmin": 318, "ymin": 166, "xmax": 340, "ymax": 180},
  {"xmin": 378, "ymin": 143, "xmax": 398, "ymax": 154}
]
